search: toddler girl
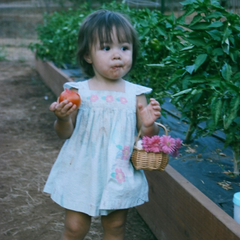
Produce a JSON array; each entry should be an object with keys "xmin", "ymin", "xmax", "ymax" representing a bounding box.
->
[{"xmin": 44, "ymin": 9, "xmax": 161, "ymax": 240}]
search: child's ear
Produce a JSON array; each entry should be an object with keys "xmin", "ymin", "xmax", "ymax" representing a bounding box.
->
[{"xmin": 84, "ymin": 53, "xmax": 92, "ymax": 64}]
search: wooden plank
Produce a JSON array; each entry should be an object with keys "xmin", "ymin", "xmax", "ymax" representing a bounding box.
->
[
  {"xmin": 35, "ymin": 58, "xmax": 73, "ymax": 96},
  {"xmin": 137, "ymin": 165, "xmax": 240, "ymax": 240}
]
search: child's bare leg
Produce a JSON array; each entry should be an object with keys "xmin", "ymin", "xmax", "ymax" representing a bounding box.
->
[
  {"xmin": 61, "ymin": 209, "xmax": 91, "ymax": 240},
  {"xmin": 101, "ymin": 209, "xmax": 128, "ymax": 240}
]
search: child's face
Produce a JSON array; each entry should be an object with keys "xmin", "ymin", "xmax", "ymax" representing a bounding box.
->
[{"xmin": 85, "ymin": 27, "xmax": 133, "ymax": 81}]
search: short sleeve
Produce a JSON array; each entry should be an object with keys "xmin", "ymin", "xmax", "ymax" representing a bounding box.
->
[
  {"xmin": 63, "ymin": 81, "xmax": 81, "ymax": 90},
  {"xmin": 135, "ymin": 84, "xmax": 152, "ymax": 95}
]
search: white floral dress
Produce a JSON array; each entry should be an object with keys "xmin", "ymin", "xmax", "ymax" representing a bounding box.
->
[{"xmin": 44, "ymin": 80, "xmax": 152, "ymax": 216}]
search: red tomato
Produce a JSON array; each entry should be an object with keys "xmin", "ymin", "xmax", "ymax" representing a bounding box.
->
[{"xmin": 59, "ymin": 88, "xmax": 81, "ymax": 108}]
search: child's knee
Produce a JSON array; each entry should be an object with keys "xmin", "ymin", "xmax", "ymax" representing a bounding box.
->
[
  {"xmin": 102, "ymin": 218, "xmax": 125, "ymax": 232},
  {"xmin": 101, "ymin": 210, "xmax": 128, "ymax": 234},
  {"xmin": 64, "ymin": 210, "xmax": 91, "ymax": 238}
]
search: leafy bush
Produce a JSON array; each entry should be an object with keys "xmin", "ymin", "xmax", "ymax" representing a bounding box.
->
[
  {"xmin": 153, "ymin": 0, "xmax": 240, "ymax": 174},
  {"xmin": 29, "ymin": 5, "xmax": 91, "ymax": 68}
]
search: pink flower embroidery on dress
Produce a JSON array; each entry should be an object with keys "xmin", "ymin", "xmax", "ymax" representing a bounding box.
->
[
  {"xmin": 115, "ymin": 168, "xmax": 125, "ymax": 183},
  {"xmin": 119, "ymin": 97, "xmax": 128, "ymax": 104},
  {"xmin": 90, "ymin": 95, "xmax": 99, "ymax": 102},
  {"xmin": 122, "ymin": 146, "xmax": 130, "ymax": 160},
  {"xmin": 106, "ymin": 95, "xmax": 114, "ymax": 102}
]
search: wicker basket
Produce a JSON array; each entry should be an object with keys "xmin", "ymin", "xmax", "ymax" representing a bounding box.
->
[{"xmin": 130, "ymin": 123, "xmax": 169, "ymax": 171}]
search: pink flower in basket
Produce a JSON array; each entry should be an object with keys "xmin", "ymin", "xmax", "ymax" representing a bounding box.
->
[
  {"xmin": 142, "ymin": 135, "xmax": 182, "ymax": 156},
  {"xmin": 160, "ymin": 135, "xmax": 176, "ymax": 154}
]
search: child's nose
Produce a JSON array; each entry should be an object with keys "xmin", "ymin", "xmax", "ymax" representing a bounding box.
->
[{"xmin": 112, "ymin": 49, "xmax": 121, "ymax": 59}]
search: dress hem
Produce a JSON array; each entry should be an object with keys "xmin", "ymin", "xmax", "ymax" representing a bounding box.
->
[{"xmin": 43, "ymin": 188, "xmax": 148, "ymax": 217}]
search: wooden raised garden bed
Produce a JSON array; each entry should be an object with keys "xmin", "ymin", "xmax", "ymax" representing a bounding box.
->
[{"xmin": 35, "ymin": 58, "xmax": 240, "ymax": 240}]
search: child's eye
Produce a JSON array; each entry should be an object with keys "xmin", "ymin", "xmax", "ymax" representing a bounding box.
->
[
  {"xmin": 121, "ymin": 46, "xmax": 129, "ymax": 51},
  {"xmin": 121, "ymin": 45, "xmax": 130, "ymax": 51},
  {"xmin": 102, "ymin": 46, "xmax": 110, "ymax": 51}
]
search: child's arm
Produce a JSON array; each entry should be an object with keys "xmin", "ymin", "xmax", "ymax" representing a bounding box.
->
[
  {"xmin": 136, "ymin": 94, "xmax": 161, "ymax": 137},
  {"xmin": 49, "ymin": 88, "xmax": 79, "ymax": 139}
]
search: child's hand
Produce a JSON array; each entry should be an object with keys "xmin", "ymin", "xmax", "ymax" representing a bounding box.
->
[
  {"xmin": 49, "ymin": 99, "xmax": 78, "ymax": 121},
  {"xmin": 138, "ymin": 98, "xmax": 161, "ymax": 127}
]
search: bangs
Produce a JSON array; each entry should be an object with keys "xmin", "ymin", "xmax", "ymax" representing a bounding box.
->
[{"xmin": 90, "ymin": 12, "xmax": 133, "ymax": 47}]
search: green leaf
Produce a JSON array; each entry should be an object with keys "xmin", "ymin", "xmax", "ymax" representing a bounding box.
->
[
  {"xmin": 224, "ymin": 131, "xmax": 234, "ymax": 148},
  {"xmin": 187, "ymin": 36, "xmax": 206, "ymax": 46},
  {"xmin": 231, "ymin": 95, "xmax": 240, "ymax": 112},
  {"xmin": 166, "ymin": 69, "xmax": 186, "ymax": 88},
  {"xmin": 146, "ymin": 64, "xmax": 165, "ymax": 67},
  {"xmin": 212, "ymin": 48, "xmax": 223, "ymax": 56},
  {"xmin": 206, "ymin": 11, "xmax": 224, "ymax": 20},
  {"xmin": 189, "ymin": 22, "xmax": 210, "ymax": 30},
  {"xmin": 141, "ymin": 27, "xmax": 150, "ymax": 37},
  {"xmin": 222, "ymin": 38, "xmax": 230, "ymax": 54},
  {"xmin": 189, "ymin": 79, "xmax": 207, "ymax": 83},
  {"xmin": 233, "ymin": 72, "xmax": 240, "ymax": 81},
  {"xmin": 230, "ymin": 51, "xmax": 238, "ymax": 63},
  {"xmin": 180, "ymin": 0, "xmax": 198, "ymax": 6},
  {"xmin": 186, "ymin": 65, "xmax": 195, "ymax": 74},
  {"xmin": 180, "ymin": 45, "xmax": 195, "ymax": 51},
  {"xmin": 233, "ymin": 25, "xmax": 240, "ymax": 32},
  {"xmin": 172, "ymin": 88, "xmax": 192, "ymax": 97},
  {"xmin": 222, "ymin": 28, "xmax": 232, "ymax": 43},
  {"xmin": 168, "ymin": 12, "xmax": 176, "ymax": 24},
  {"xmin": 221, "ymin": 81, "xmax": 240, "ymax": 94},
  {"xmin": 211, "ymin": 98, "xmax": 222, "ymax": 126},
  {"xmin": 234, "ymin": 117, "xmax": 240, "ymax": 126},
  {"xmin": 207, "ymin": 21, "xmax": 223, "ymax": 28},
  {"xmin": 224, "ymin": 111, "xmax": 237, "ymax": 130},
  {"xmin": 211, "ymin": 0, "xmax": 224, "ymax": 9},
  {"xmin": 206, "ymin": 30, "xmax": 222, "ymax": 41},
  {"xmin": 189, "ymin": 14, "xmax": 203, "ymax": 26},
  {"xmin": 156, "ymin": 26, "xmax": 167, "ymax": 36},
  {"xmin": 221, "ymin": 63, "xmax": 232, "ymax": 81},
  {"xmin": 194, "ymin": 54, "xmax": 208, "ymax": 72},
  {"xmin": 224, "ymin": 96, "xmax": 240, "ymax": 129},
  {"xmin": 182, "ymin": 6, "xmax": 196, "ymax": 17}
]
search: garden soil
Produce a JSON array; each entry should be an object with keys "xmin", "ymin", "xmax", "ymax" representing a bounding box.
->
[{"xmin": 0, "ymin": 52, "xmax": 157, "ymax": 239}]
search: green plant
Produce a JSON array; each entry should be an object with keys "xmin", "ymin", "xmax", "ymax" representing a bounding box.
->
[
  {"xmin": 128, "ymin": 8, "xmax": 183, "ymax": 103},
  {"xmin": 29, "ymin": 5, "xmax": 91, "ymax": 68},
  {"xmin": 151, "ymin": 0, "xmax": 240, "ymax": 174}
]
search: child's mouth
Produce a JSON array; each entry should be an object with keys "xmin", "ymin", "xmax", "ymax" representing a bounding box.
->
[{"xmin": 112, "ymin": 65, "xmax": 122, "ymax": 70}]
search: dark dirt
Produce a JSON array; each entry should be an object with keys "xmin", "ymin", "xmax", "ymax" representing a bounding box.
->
[{"xmin": 0, "ymin": 58, "xmax": 157, "ymax": 240}]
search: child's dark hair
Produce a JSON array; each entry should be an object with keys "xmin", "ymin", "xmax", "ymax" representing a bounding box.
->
[{"xmin": 77, "ymin": 9, "xmax": 139, "ymax": 77}]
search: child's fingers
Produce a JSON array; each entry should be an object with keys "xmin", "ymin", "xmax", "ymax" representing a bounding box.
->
[
  {"xmin": 154, "ymin": 110, "xmax": 161, "ymax": 118},
  {"xmin": 50, "ymin": 100, "xmax": 76, "ymax": 118},
  {"xmin": 49, "ymin": 102, "xmax": 58, "ymax": 111},
  {"xmin": 150, "ymin": 98, "xmax": 161, "ymax": 111},
  {"xmin": 150, "ymin": 98, "xmax": 159, "ymax": 105}
]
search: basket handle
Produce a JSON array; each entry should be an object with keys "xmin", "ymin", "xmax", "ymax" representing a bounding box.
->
[{"xmin": 135, "ymin": 122, "xmax": 168, "ymax": 145}]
